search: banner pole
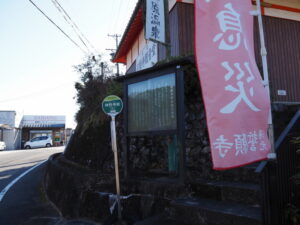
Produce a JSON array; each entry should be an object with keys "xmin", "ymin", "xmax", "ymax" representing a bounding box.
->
[{"xmin": 254, "ymin": 0, "xmax": 276, "ymax": 159}]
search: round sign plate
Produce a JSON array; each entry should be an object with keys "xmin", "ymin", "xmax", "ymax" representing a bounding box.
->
[{"xmin": 102, "ymin": 95, "xmax": 123, "ymax": 116}]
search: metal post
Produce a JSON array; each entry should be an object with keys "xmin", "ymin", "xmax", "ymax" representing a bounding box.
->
[
  {"xmin": 164, "ymin": 0, "xmax": 171, "ymax": 59},
  {"xmin": 107, "ymin": 34, "xmax": 121, "ymax": 76},
  {"xmin": 100, "ymin": 62, "xmax": 104, "ymax": 76},
  {"xmin": 176, "ymin": 66, "xmax": 186, "ymax": 183},
  {"xmin": 115, "ymin": 36, "xmax": 120, "ymax": 76},
  {"xmin": 110, "ymin": 116, "xmax": 122, "ymax": 221},
  {"xmin": 253, "ymin": 0, "xmax": 276, "ymax": 159}
]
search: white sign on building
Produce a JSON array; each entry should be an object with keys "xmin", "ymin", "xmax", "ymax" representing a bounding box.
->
[
  {"xmin": 21, "ymin": 115, "xmax": 66, "ymax": 128},
  {"xmin": 136, "ymin": 41, "xmax": 158, "ymax": 71},
  {"xmin": 145, "ymin": 0, "xmax": 166, "ymax": 43}
]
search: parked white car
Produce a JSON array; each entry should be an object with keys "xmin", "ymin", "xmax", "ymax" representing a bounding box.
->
[
  {"xmin": 24, "ymin": 136, "xmax": 53, "ymax": 149},
  {"xmin": 0, "ymin": 141, "xmax": 6, "ymax": 150}
]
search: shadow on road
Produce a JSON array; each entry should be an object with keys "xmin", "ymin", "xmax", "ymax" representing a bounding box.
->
[
  {"xmin": 0, "ymin": 159, "xmax": 44, "ymax": 169},
  {"xmin": 0, "ymin": 164, "xmax": 38, "ymax": 191},
  {"xmin": 0, "ymin": 163, "xmax": 60, "ymax": 225}
]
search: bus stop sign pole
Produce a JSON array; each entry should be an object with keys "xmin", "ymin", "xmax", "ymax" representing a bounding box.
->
[{"xmin": 102, "ymin": 95, "xmax": 123, "ymax": 221}]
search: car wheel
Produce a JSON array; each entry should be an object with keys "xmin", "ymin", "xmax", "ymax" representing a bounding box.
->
[
  {"xmin": 25, "ymin": 145, "xmax": 31, "ymax": 149},
  {"xmin": 46, "ymin": 143, "xmax": 51, "ymax": 147}
]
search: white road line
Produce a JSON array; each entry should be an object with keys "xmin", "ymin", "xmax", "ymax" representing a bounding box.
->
[{"xmin": 0, "ymin": 160, "xmax": 47, "ymax": 202}]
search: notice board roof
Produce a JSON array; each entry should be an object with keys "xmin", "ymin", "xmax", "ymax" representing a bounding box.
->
[{"xmin": 116, "ymin": 56, "xmax": 194, "ymax": 82}]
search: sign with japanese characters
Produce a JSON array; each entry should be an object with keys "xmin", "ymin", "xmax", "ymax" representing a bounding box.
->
[
  {"xmin": 136, "ymin": 41, "xmax": 158, "ymax": 72},
  {"xmin": 145, "ymin": 0, "xmax": 166, "ymax": 43},
  {"xmin": 102, "ymin": 95, "xmax": 123, "ymax": 117},
  {"xmin": 195, "ymin": 0, "xmax": 271, "ymax": 170}
]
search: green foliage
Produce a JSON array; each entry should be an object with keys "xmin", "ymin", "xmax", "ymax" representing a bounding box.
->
[
  {"xmin": 74, "ymin": 54, "xmax": 112, "ymax": 82},
  {"xmin": 73, "ymin": 54, "xmax": 122, "ymax": 133},
  {"xmin": 64, "ymin": 54, "xmax": 122, "ymax": 171},
  {"xmin": 74, "ymin": 77, "xmax": 122, "ymax": 135}
]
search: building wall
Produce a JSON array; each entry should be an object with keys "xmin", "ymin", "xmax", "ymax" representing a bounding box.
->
[
  {"xmin": 254, "ymin": 16, "xmax": 300, "ymax": 103},
  {"xmin": 265, "ymin": 0, "xmax": 300, "ymax": 9},
  {"xmin": 0, "ymin": 111, "xmax": 17, "ymax": 150},
  {"xmin": 127, "ymin": 61, "xmax": 137, "ymax": 74},
  {"xmin": 3, "ymin": 129, "xmax": 20, "ymax": 150},
  {"xmin": 0, "ymin": 111, "xmax": 16, "ymax": 127},
  {"xmin": 15, "ymin": 129, "xmax": 21, "ymax": 149},
  {"xmin": 172, "ymin": 3, "xmax": 194, "ymax": 57}
]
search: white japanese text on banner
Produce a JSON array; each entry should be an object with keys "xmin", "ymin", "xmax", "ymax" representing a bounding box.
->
[{"xmin": 194, "ymin": 0, "xmax": 271, "ymax": 170}]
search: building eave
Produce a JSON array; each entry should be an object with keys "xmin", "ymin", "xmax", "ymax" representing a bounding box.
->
[{"xmin": 112, "ymin": 0, "xmax": 144, "ymax": 64}]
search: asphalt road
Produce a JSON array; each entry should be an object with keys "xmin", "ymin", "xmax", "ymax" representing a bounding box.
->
[
  {"xmin": 0, "ymin": 147, "xmax": 100, "ymax": 225},
  {"xmin": 0, "ymin": 147, "xmax": 64, "ymax": 192},
  {"xmin": 0, "ymin": 147, "xmax": 63, "ymax": 225}
]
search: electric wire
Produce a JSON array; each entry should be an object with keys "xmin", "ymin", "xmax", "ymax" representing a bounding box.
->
[
  {"xmin": 108, "ymin": 0, "xmax": 117, "ymax": 33},
  {"xmin": 50, "ymin": 0, "xmax": 91, "ymax": 53},
  {"xmin": 112, "ymin": 0, "xmax": 124, "ymax": 33},
  {"xmin": 28, "ymin": 0, "xmax": 88, "ymax": 54},
  {"xmin": 51, "ymin": 0, "xmax": 98, "ymax": 54},
  {"xmin": 54, "ymin": 0, "xmax": 98, "ymax": 53}
]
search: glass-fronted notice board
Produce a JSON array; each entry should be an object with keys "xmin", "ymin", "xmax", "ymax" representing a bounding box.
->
[{"xmin": 128, "ymin": 73, "xmax": 177, "ymax": 133}]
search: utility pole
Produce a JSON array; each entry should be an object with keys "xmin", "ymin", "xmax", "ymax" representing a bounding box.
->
[
  {"xmin": 107, "ymin": 34, "xmax": 121, "ymax": 76},
  {"xmin": 100, "ymin": 62, "xmax": 104, "ymax": 76}
]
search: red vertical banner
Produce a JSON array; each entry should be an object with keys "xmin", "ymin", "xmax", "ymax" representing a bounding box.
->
[{"xmin": 194, "ymin": 0, "xmax": 271, "ymax": 170}]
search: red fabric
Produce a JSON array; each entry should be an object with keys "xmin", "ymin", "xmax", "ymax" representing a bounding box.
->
[{"xmin": 194, "ymin": 0, "xmax": 271, "ymax": 170}]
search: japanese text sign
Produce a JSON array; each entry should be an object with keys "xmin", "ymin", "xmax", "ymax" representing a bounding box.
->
[
  {"xmin": 136, "ymin": 41, "xmax": 158, "ymax": 71},
  {"xmin": 195, "ymin": 0, "xmax": 271, "ymax": 170},
  {"xmin": 145, "ymin": 0, "xmax": 166, "ymax": 43}
]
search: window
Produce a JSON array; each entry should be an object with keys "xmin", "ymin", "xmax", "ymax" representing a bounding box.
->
[{"xmin": 31, "ymin": 137, "xmax": 39, "ymax": 142}]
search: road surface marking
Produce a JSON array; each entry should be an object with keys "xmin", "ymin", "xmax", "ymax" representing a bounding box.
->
[{"xmin": 0, "ymin": 160, "xmax": 46, "ymax": 202}]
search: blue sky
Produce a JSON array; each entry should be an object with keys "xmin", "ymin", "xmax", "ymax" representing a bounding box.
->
[{"xmin": 0, "ymin": 0, "xmax": 138, "ymax": 128}]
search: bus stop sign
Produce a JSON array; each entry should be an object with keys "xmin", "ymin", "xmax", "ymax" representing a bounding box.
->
[{"xmin": 102, "ymin": 95, "xmax": 123, "ymax": 116}]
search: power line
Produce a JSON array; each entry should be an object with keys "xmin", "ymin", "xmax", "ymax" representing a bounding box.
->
[
  {"xmin": 51, "ymin": 0, "xmax": 98, "ymax": 54},
  {"xmin": 113, "ymin": 0, "xmax": 124, "ymax": 33},
  {"xmin": 54, "ymin": 0, "xmax": 98, "ymax": 52},
  {"xmin": 28, "ymin": 0, "xmax": 88, "ymax": 54},
  {"xmin": 107, "ymin": 34, "xmax": 121, "ymax": 76},
  {"xmin": 108, "ymin": 0, "xmax": 117, "ymax": 33},
  {"xmin": 51, "ymin": 0, "xmax": 91, "ymax": 53}
]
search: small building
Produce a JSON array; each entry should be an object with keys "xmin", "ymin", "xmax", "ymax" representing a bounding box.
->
[
  {"xmin": 20, "ymin": 115, "xmax": 66, "ymax": 147},
  {"xmin": 0, "ymin": 110, "xmax": 21, "ymax": 150}
]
